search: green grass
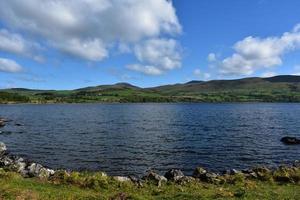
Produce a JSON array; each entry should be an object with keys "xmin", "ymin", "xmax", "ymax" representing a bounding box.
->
[{"xmin": 0, "ymin": 169, "xmax": 299, "ymax": 200}]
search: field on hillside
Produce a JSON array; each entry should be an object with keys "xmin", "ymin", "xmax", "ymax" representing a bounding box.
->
[{"xmin": 2, "ymin": 76, "xmax": 300, "ymax": 103}]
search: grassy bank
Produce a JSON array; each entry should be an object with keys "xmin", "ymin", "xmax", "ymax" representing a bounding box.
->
[{"xmin": 0, "ymin": 167, "xmax": 299, "ymax": 200}]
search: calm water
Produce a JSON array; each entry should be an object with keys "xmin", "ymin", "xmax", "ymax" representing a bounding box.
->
[{"xmin": 0, "ymin": 103, "xmax": 300, "ymax": 176}]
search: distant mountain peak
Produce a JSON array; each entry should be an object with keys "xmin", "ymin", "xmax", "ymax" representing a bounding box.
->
[
  {"xmin": 186, "ymin": 80, "xmax": 204, "ymax": 84},
  {"xmin": 264, "ymin": 75, "xmax": 300, "ymax": 83},
  {"xmin": 112, "ymin": 83, "xmax": 140, "ymax": 90},
  {"xmin": 114, "ymin": 82, "xmax": 137, "ymax": 87}
]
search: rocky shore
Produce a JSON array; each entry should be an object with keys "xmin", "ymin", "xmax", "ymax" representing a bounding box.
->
[
  {"xmin": 0, "ymin": 142, "xmax": 55, "ymax": 179},
  {"xmin": 1, "ymin": 117, "xmax": 300, "ymax": 199},
  {"xmin": 1, "ymin": 141, "xmax": 300, "ymax": 187}
]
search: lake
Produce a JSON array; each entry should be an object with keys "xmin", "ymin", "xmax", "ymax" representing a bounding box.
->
[{"xmin": 0, "ymin": 103, "xmax": 300, "ymax": 176}]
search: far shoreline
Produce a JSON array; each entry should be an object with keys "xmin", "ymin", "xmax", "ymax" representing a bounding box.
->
[{"xmin": 2, "ymin": 101, "xmax": 300, "ymax": 105}]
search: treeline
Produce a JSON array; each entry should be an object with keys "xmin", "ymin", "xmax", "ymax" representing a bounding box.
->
[
  {"xmin": 2, "ymin": 90, "xmax": 300, "ymax": 103},
  {"xmin": 0, "ymin": 92, "xmax": 30, "ymax": 103}
]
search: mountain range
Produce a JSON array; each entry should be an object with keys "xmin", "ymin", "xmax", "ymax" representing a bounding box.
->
[{"xmin": 1, "ymin": 75, "xmax": 300, "ymax": 103}]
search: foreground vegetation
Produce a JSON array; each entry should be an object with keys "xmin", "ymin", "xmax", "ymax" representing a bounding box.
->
[
  {"xmin": 0, "ymin": 165, "xmax": 300, "ymax": 200},
  {"xmin": 2, "ymin": 75, "xmax": 300, "ymax": 103}
]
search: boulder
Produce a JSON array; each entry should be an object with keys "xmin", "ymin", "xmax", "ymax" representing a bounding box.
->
[
  {"xmin": 175, "ymin": 176, "xmax": 195, "ymax": 185},
  {"xmin": 252, "ymin": 166, "xmax": 270, "ymax": 174},
  {"xmin": 222, "ymin": 169, "xmax": 231, "ymax": 175},
  {"xmin": 19, "ymin": 169, "xmax": 30, "ymax": 177},
  {"xmin": 230, "ymin": 169, "xmax": 241, "ymax": 175},
  {"xmin": 241, "ymin": 169, "xmax": 257, "ymax": 178},
  {"xmin": 9, "ymin": 157, "xmax": 28, "ymax": 172},
  {"xmin": 203, "ymin": 172, "xmax": 220, "ymax": 183},
  {"xmin": 0, "ymin": 118, "xmax": 11, "ymax": 122},
  {"xmin": 193, "ymin": 167, "xmax": 220, "ymax": 183},
  {"xmin": 164, "ymin": 169, "xmax": 184, "ymax": 181},
  {"xmin": 38, "ymin": 168, "xmax": 55, "ymax": 179},
  {"xmin": 28, "ymin": 163, "xmax": 43, "ymax": 176},
  {"xmin": 113, "ymin": 176, "xmax": 131, "ymax": 182},
  {"xmin": 0, "ymin": 155, "xmax": 13, "ymax": 167},
  {"xmin": 281, "ymin": 137, "xmax": 300, "ymax": 145},
  {"xmin": 128, "ymin": 175, "xmax": 143, "ymax": 187},
  {"xmin": 0, "ymin": 121, "xmax": 5, "ymax": 128},
  {"xmin": 252, "ymin": 166, "xmax": 272, "ymax": 181},
  {"xmin": 0, "ymin": 142, "xmax": 7, "ymax": 154},
  {"xmin": 0, "ymin": 143, "xmax": 55, "ymax": 179},
  {"xmin": 28, "ymin": 163, "xmax": 55, "ymax": 179},
  {"xmin": 193, "ymin": 167, "xmax": 207, "ymax": 178},
  {"xmin": 0, "ymin": 118, "xmax": 9, "ymax": 127},
  {"xmin": 293, "ymin": 160, "xmax": 300, "ymax": 168},
  {"xmin": 142, "ymin": 170, "xmax": 167, "ymax": 187}
]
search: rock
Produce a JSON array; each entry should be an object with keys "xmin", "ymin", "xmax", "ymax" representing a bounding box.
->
[
  {"xmin": 241, "ymin": 169, "xmax": 253, "ymax": 174},
  {"xmin": 230, "ymin": 169, "xmax": 241, "ymax": 175},
  {"xmin": 142, "ymin": 171, "xmax": 167, "ymax": 187},
  {"xmin": 10, "ymin": 157, "xmax": 27, "ymax": 172},
  {"xmin": 113, "ymin": 176, "xmax": 131, "ymax": 182},
  {"xmin": 128, "ymin": 175, "xmax": 139, "ymax": 183},
  {"xmin": 0, "ymin": 156, "xmax": 13, "ymax": 167},
  {"xmin": 0, "ymin": 118, "xmax": 9, "ymax": 127},
  {"xmin": 293, "ymin": 160, "xmax": 300, "ymax": 168},
  {"xmin": 252, "ymin": 167, "xmax": 271, "ymax": 181},
  {"xmin": 128, "ymin": 175, "xmax": 143, "ymax": 187},
  {"xmin": 175, "ymin": 176, "xmax": 195, "ymax": 185},
  {"xmin": 253, "ymin": 166, "xmax": 270, "ymax": 174},
  {"xmin": 20, "ymin": 169, "xmax": 30, "ymax": 177},
  {"xmin": 15, "ymin": 123, "xmax": 24, "ymax": 127},
  {"xmin": 0, "ymin": 121, "xmax": 5, "ymax": 128},
  {"xmin": 28, "ymin": 163, "xmax": 54, "ymax": 179},
  {"xmin": 164, "ymin": 169, "xmax": 184, "ymax": 181},
  {"xmin": 281, "ymin": 137, "xmax": 300, "ymax": 145},
  {"xmin": 0, "ymin": 118, "xmax": 11, "ymax": 123},
  {"xmin": 222, "ymin": 170, "xmax": 231, "ymax": 175},
  {"xmin": 193, "ymin": 167, "xmax": 207, "ymax": 178},
  {"xmin": 39, "ymin": 168, "xmax": 55, "ymax": 179},
  {"xmin": 241, "ymin": 169, "xmax": 258, "ymax": 178},
  {"xmin": 193, "ymin": 167, "xmax": 220, "ymax": 183},
  {"xmin": 0, "ymin": 142, "xmax": 7, "ymax": 154},
  {"xmin": 203, "ymin": 172, "xmax": 220, "ymax": 183},
  {"xmin": 28, "ymin": 163, "xmax": 43, "ymax": 176}
]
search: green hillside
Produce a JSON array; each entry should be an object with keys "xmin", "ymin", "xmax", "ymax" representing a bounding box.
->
[{"xmin": 1, "ymin": 75, "xmax": 300, "ymax": 103}]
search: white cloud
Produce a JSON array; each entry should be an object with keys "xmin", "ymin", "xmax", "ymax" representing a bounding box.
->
[
  {"xmin": 54, "ymin": 38, "xmax": 108, "ymax": 61},
  {"xmin": 130, "ymin": 38, "xmax": 181, "ymax": 75},
  {"xmin": 203, "ymin": 73, "xmax": 211, "ymax": 79},
  {"xmin": 0, "ymin": 58, "xmax": 23, "ymax": 73},
  {"xmin": 193, "ymin": 68, "xmax": 211, "ymax": 80},
  {"xmin": 212, "ymin": 24, "xmax": 300, "ymax": 76},
  {"xmin": 126, "ymin": 64, "xmax": 163, "ymax": 75},
  {"xmin": 207, "ymin": 53, "xmax": 216, "ymax": 62},
  {"xmin": 0, "ymin": 29, "xmax": 43, "ymax": 62},
  {"xmin": 293, "ymin": 65, "xmax": 300, "ymax": 75},
  {"xmin": 261, "ymin": 71, "xmax": 277, "ymax": 77},
  {"xmin": 0, "ymin": 0, "xmax": 181, "ymax": 63},
  {"xmin": 193, "ymin": 69, "xmax": 201, "ymax": 76}
]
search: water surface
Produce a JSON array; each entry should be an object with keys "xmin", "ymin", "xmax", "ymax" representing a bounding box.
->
[{"xmin": 0, "ymin": 103, "xmax": 299, "ymax": 175}]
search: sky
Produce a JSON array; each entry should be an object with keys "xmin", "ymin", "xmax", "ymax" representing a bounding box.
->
[{"xmin": 0, "ymin": 0, "xmax": 300, "ymax": 89}]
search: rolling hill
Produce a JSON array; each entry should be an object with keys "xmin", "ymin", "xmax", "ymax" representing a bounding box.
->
[{"xmin": 1, "ymin": 75, "xmax": 300, "ymax": 103}]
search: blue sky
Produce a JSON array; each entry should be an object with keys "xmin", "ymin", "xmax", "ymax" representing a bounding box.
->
[{"xmin": 0, "ymin": 0, "xmax": 300, "ymax": 89}]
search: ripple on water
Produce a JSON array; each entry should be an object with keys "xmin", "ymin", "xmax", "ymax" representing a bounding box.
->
[{"xmin": 0, "ymin": 103, "xmax": 300, "ymax": 175}]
